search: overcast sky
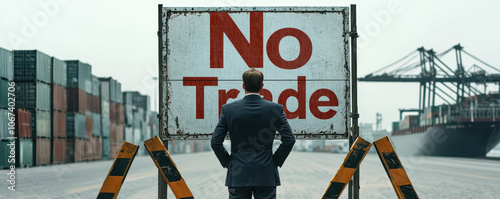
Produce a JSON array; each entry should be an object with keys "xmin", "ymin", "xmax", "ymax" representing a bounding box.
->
[{"xmin": 1, "ymin": 0, "xmax": 499, "ymax": 131}]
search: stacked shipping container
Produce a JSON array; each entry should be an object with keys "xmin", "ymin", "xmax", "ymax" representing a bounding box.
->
[
  {"xmin": 65, "ymin": 60, "xmax": 91, "ymax": 162},
  {"xmin": 13, "ymin": 50, "xmax": 52, "ymax": 166},
  {"xmin": 0, "ymin": 47, "xmax": 14, "ymax": 169},
  {"xmin": 123, "ymin": 92, "xmax": 134, "ymax": 144},
  {"xmin": 123, "ymin": 91, "xmax": 151, "ymax": 155},
  {"xmin": 52, "ymin": 57, "xmax": 67, "ymax": 164},
  {"xmin": 100, "ymin": 77, "xmax": 124, "ymax": 159},
  {"xmin": 148, "ymin": 111, "xmax": 160, "ymax": 152},
  {"xmin": 87, "ymin": 75, "xmax": 102, "ymax": 160},
  {"xmin": 99, "ymin": 79, "xmax": 111, "ymax": 159},
  {"xmin": 399, "ymin": 115, "xmax": 419, "ymax": 130},
  {"xmin": 111, "ymin": 79, "xmax": 124, "ymax": 159}
]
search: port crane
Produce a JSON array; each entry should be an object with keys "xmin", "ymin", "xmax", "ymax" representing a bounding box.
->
[{"xmin": 359, "ymin": 44, "xmax": 500, "ymax": 124}]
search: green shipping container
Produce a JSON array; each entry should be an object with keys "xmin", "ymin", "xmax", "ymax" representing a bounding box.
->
[
  {"xmin": 0, "ymin": 140, "xmax": 16, "ymax": 169},
  {"xmin": 92, "ymin": 113, "xmax": 101, "ymax": 136},
  {"xmin": 0, "ymin": 79, "xmax": 10, "ymax": 109},
  {"xmin": 0, "ymin": 109, "xmax": 11, "ymax": 139},
  {"xmin": 0, "ymin": 47, "xmax": 14, "ymax": 80},
  {"xmin": 13, "ymin": 50, "xmax": 52, "ymax": 83},
  {"xmin": 102, "ymin": 137, "xmax": 110, "ymax": 159},
  {"xmin": 52, "ymin": 57, "xmax": 67, "ymax": 86},
  {"xmin": 35, "ymin": 110, "xmax": 51, "ymax": 138},
  {"xmin": 16, "ymin": 138, "xmax": 33, "ymax": 167}
]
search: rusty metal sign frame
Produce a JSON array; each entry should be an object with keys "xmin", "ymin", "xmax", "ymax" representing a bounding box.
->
[{"xmin": 159, "ymin": 6, "xmax": 351, "ymax": 141}]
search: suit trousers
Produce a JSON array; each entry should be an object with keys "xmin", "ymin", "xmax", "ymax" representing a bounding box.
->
[{"xmin": 228, "ymin": 186, "xmax": 276, "ymax": 199}]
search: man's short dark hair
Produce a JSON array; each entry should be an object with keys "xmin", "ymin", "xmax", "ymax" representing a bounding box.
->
[{"xmin": 242, "ymin": 69, "xmax": 263, "ymax": 92}]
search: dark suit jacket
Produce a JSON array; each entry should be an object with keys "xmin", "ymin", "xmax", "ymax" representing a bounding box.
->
[{"xmin": 211, "ymin": 94, "xmax": 296, "ymax": 187}]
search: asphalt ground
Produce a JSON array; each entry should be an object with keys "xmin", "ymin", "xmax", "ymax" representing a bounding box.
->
[{"xmin": 1, "ymin": 151, "xmax": 499, "ymax": 198}]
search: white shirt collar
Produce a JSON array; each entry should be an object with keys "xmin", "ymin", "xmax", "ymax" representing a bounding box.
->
[{"xmin": 245, "ymin": 93, "xmax": 260, "ymax": 96}]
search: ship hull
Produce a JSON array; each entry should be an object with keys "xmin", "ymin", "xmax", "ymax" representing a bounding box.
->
[{"xmin": 391, "ymin": 122, "xmax": 500, "ymax": 157}]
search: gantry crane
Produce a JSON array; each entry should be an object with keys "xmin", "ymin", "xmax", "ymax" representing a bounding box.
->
[{"xmin": 359, "ymin": 44, "xmax": 500, "ymax": 124}]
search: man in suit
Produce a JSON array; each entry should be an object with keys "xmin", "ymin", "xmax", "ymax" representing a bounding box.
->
[{"xmin": 211, "ymin": 69, "xmax": 296, "ymax": 199}]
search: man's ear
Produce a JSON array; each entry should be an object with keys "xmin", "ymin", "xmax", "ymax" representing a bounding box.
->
[{"xmin": 242, "ymin": 84, "xmax": 246, "ymax": 91}]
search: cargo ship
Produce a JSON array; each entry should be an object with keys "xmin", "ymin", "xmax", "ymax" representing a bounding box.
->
[{"xmin": 390, "ymin": 94, "xmax": 500, "ymax": 157}]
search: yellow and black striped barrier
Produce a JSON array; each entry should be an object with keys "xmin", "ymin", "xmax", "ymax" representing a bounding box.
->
[
  {"xmin": 374, "ymin": 136, "xmax": 419, "ymax": 199},
  {"xmin": 97, "ymin": 142, "xmax": 139, "ymax": 199},
  {"xmin": 321, "ymin": 137, "xmax": 372, "ymax": 199},
  {"xmin": 144, "ymin": 136, "xmax": 194, "ymax": 199}
]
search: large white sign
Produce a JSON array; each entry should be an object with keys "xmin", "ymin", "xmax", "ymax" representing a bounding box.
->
[{"xmin": 160, "ymin": 7, "xmax": 350, "ymax": 140}]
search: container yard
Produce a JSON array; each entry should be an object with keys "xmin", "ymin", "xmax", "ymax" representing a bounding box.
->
[{"xmin": 0, "ymin": 47, "xmax": 210, "ymax": 170}]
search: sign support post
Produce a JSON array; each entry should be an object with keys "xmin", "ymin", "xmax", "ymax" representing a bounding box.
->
[
  {"xmin": 348, "ymin": 4, "xmax": 360, "ymax": 199},
  {"xmin": 158, "ymin": 4, "xmax": 169, "ymax": 199}
]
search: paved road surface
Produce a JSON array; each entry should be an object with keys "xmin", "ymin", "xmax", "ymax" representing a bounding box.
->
[{"xmin": 1, "ymin": 151, "xmax": 499, "ymax": 198}]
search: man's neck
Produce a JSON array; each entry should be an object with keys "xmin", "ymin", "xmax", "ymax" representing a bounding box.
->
[{"xmin": 245, "ymin": 92, "xmax": 259, "ymax": 95}]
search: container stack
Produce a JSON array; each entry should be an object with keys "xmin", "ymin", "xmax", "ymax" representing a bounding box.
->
[
  {"xmin": 400, "ymin": 115, "xmax": 419, "ymax": 130},
  {"xmin": 13, "ymin": 50, "xmax": 52, "ymax": 166},
  {"xmin": 111, "ymin": 80, "xmax": 124, "ymax": 159},
  {"xmin": 14, "ymin": 109, "xmax": 33, "ymax": 167},
  {"xmin": 124, "ymin": 91, "xmax": 151, "ymax": 155},
  {"xmin": 87, "ymin": 75, "xmax": 102, "ymax": 160},
  {"xmin": 133, "ymin": 93, "xmax": 151, "ymax": 148},
  {"xmin": 99, "ymin": 78, "xmax": 111, "ymax": 159},
  {"xmin": 392, "ymin": 121, "xmax": 400, "ymax": 132},
  {"xmin": 51, "ymin": 57, "xmax": 67, "ymax": 164},
  {"xmin": 148, "ymin": 111, "xmax": 160, "ymax": 151},
  {"xmin": 0, "ymin": 47, "xmax": 14, "ymax": 169},
  {"xmin": 100, "ymin": 77, "xmax": 123, "ymax": 159},
  {"xmin": 65, "ymin": 60, "xmax": 91, "ymax": 162},
  {"xmin": 123, "ymin": 92, "xmax": 134, "ymax": 143}
]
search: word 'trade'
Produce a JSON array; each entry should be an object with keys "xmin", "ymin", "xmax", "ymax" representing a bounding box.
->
[{"xmin": 183, "ymin": 76, "xmax": 339, "ymax": 120}]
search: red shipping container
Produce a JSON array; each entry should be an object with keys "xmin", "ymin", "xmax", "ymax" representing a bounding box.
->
[
  {"xmin": 86, "ymin": 116, "xmax": 93, "ymax": 139},
  {"xmin": 66, "ymin": 138, "xmax": 86, "ymax": 162},
  {"xmin": 53, "ymin": 84, "xmax": 67, "ymax": 111},
  {"xmin": 84, "ymin": 137, "xmax": 93, "ymax": 161},
  {"xmin": 86, "ymin": 93, "xmax": 92, "ymax": 112},
  {"xmin": 53, "ymin": 111, "xmax": 67, "ymax": 138},
  {"xmin": 109, "ymin": 102, "xmax": 116, "ymax": 122},
  {"xmin": 115, "ymin": 123, "xmax": 124, "ymax": 141},
  {"xmin": 95, "ymin": 137, "xmax": 102, "ymax": 160},
  {"xmin": 76, "ymin": 138, "xmax": 85, "ymax": 162},
  {"xmin": 53, "ymin": 138, "xmax": 66, "ymax": 163},
  {"xmin": 67, "ymin": 88, "xmax": 87, "ymax": 114},
  {"xmin": 15, "ymin": 109, "xmax": 32, "ymax": 138},
  {"xmin": 110, "ymin": 122, "xmax": 116, "ymax": 140},
  {"xmin": 117, "ymin": 104, "xmax": 125, "ymax": 123},
  {"xmin": 92, "ymin": 96, "xmax": 101, "ymax": 113},
  {"xmin": 87, "ymin": 136, "xmax": 101, "ymax": 160},
  {"xmin": 66, "ymin": 138, "xmax": 75, "ymax": 162},
  {"xmin": 36, "ymin": 138, "xmax": 51, "ymax": 165},
  {"xmin": 110, "ymin": 140, "xmax": 117, "ymax": 159}
]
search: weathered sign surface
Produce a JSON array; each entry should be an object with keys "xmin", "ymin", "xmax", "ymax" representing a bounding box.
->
[{"xmin": 160, "ymin": 7, "xmax": 350, "ymax": 140}]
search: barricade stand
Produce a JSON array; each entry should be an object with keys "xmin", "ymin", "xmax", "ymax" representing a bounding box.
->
[
  {"xmin": 144, "ymin": 136, "xmax": 194, "ymax": 199},
  {"xmin": 97, "ymin": 142, "xmax": 139, "ymax": 199},
  {"xmin": 374, "ymin": 136, "xmax": 419, "ymax": 199},
  {"xmin": 322, "ymin": 137, "xmax": 372, "ymax": 199}
]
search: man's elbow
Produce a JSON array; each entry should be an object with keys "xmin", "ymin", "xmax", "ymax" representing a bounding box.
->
[
  {"xmin": 284, "ymin": 137, "xmax": 296, "ymax": 145},
  {"xmin": 210, "ymin": 139, "xmax": 222, "ymax": 150}
]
